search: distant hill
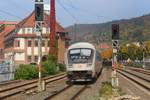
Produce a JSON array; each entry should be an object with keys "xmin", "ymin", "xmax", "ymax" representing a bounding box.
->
[{"xmin": 66, "ymin": 14, "xmax": 150, "ymax": 44}]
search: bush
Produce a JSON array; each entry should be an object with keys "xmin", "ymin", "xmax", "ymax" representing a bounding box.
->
[
  {"xmin": 125, "ymin": 62, "xmax": 142, "ymax": 68},
  {"xmin": 99, "ymin": 82, "xmax": 114, "ymax": 98},
  {"xmin": 14, "ymin": 64, "xmax": 38, "ymax": 80},
  {"xmin": 14, "ymin": 55, "xmax": 65, "ymax": 80},
  {"xmin": 57, "ymin": 63, "xmax": 66, "ymax": 72},
  {"xmin": 99, "ymin": 82, "xmax": 125, "ymax": 99},
  {"xmin": 47, "ymin": 55, "xmax": 57, "ymax": 63},
  {"xmin": 42, "ymin": 55, "xmax": 66, "ymax": 76},
  {"xmin": 42, "ymin": 60, "xmax": 59, "ymax": 77}
]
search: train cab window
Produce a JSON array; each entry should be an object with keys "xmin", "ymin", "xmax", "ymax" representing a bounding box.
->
[{"xmin": 68, "ymin": 48, "xmax": 93, "ymax": 63}]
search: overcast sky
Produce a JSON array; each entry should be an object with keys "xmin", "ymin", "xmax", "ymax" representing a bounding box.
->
[{"xmin": 0, "ymin": 0, "xmax": 150, "ymax": 27}]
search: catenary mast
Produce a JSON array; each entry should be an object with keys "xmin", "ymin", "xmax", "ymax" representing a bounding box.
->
[{"xmin": 49, "ymin": 0, "xmax": 56, "ymax": 56}]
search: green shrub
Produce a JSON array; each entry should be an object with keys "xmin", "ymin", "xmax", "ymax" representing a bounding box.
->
[
  {"xmin": 14, "ymin": 55, "xmax": 65, "ymax": 80},
  {"xmin": 125, "ymin": 62, "xmax": 142, "ymax": 68},
  {"xmin": 42, "ymin": 55, "xmax": 66, "ymax": 76},
  {"xmin": 99, "ymin": 82, "xmax": 125, "ymax": 99},
  {"xmin": 47, "ymin": 55, "xmax": 57, "ymax": 63},
  {"xmin": 42, "ymin": 60, "xmax": 59, "ymax": 77},
  {"xmin": 14, "ymin": 64, "xmax": 38, "ymax": 80},
  {"xmin": 57, "ymin": 63, "xmax": 66, "ymax": 72},
  {"xmin": 99, "ymin": 82, "xmax": 114, "ymax": 98}
]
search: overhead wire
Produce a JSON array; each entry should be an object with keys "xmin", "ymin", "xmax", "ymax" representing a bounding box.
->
[
  {"xmin": 56, "ymin": 0, "xmax": 80, "ymax": 41},
  {"xmin": 56, "ymin": 0, "xmax": 79, "ymax": 22},
  {"xmin": 65, "ymin": 0, "xmax": 111, "ymax": 22},
  {"xmin": 10, "ymin": 0, "xmax": 31, "ymax": 13},
  {"xmin": 0, "ymin": 9, "xmax": 22, "ymax": 19},
  {"xmin": 68, "ymin": 0, "xmax": 77, "ymax": 10},
  {"xmin": 0, "ymin": 0, "xmax": 35, "ymax": 21},
  {"xmin": 60, "ymin": 0, "xmax": 111, "ymax": 42}
]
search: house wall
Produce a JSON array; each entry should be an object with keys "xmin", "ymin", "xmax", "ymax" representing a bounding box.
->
[
  {"xmin": 14, "ymin": 53, "xmax": 25, "ymax": 61},
  {"xmin": 58, "ymin": 37, "xmax": 66, "ymax": 64},
  {"xmin": 4, "ymin": 17, "xmax": 68, "ymax": 65}
]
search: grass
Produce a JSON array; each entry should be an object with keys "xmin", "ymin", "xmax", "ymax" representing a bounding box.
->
[{"xmin": 98, "ymin": 82, "xmax": 125, "ymax": 100}]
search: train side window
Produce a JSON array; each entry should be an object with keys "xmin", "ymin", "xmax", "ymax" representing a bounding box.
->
[{"xmin": 96, "ymin": 52, "xmax": 101, "ymax": 61}]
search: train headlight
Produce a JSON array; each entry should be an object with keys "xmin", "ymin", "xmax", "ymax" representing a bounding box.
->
[{"xmin": 68, "ymin": 64, "xmax": 73, "ymax": 68}]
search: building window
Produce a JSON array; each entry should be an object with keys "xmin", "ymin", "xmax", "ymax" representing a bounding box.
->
[
  {"xmin": 28, "ymin": 40, "xmax": 32, "ymax": 47},
  {"xmin": 42, "ymin": 28, "xmax": 46, "ymax": 33},
  {"xmin": 42, "ymin": 40, "xmax": 45, "ymax": 47},
  {"xmin": 27, "ymin": 56, "xmax": 32, "ymax": 62},
  {"xmin": 46, "ymin": 28, "xmax": 49, "ymax": 33},
  {"xmin": 34, "ymin": 56, "xmax": 38, "ymax": 62},
  {"xmin": 27, "ymin": 28, "xmax": 32, "ymax": 33},
  {"xmin": 22, "ymin": 28, "xmax": 25, "ymax": 34},
  {"xmin": 15, "ymin": 40, "xmax": 20, "ymax": 47},
  {"xmin": 35, "ymin": 40, "xmax": 38, "ymax": 47},
  {"xmin": 48, "ymin": 40, "xmax": 50, "ymax": 47}
]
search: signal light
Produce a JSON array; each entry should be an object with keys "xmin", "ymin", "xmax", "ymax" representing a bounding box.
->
[
  {"xmin": 35, "ymin": 0, "xmax": 43, "ymax": 2},
  {"xmin": 35, "ymin": 4, "xmax": 44, "ymax": 21},
  {"xmin": 112, "ymin": 24, "xmax": 119, "ymax": 40}
]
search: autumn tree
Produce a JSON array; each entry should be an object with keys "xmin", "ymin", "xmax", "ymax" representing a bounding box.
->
[
  {"xmin": 101, "ymin": 48, "xmax": 113, "ymax": 59},
  {"xmin": 118, "ymin": 44, "xmax": 128, "ymax": 60}
]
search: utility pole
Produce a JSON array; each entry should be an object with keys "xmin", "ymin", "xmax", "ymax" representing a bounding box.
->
[
  {"xmin": 35, "ymin": 0, "xmax": 45, "ymax": 92},
  {"xmin": 111, "ymin": 24, "xmax": 119, "ymax": 87},
  {"xmin": 74, "ymin": 23, "xmax": 77, "ymax": 42},
  {"xmin": 140, "ymin": 42, "xmax": 146, "ymax": 68},
  {"xmin": 49, "ymin": 0, "xmax": 56, "ymax": 57}
]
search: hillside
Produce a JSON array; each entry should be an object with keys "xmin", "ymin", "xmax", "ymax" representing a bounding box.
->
[{"xmin": 66, "ymin": 14, "xmax": 150, "ymax": 44}]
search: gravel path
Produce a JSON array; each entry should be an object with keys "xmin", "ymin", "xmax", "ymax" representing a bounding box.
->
[{"xmin": 76, "ymin": 68, "xmax": 112, "ymax": 100}]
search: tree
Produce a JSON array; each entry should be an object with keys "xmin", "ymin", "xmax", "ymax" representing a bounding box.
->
[
  {"xmin": 101, "ymin": 48, "xmax": 113, "ymax": 59},
  {"xmin": 118, "ymin": 44, "xmax": 128, "ymax": 60}
]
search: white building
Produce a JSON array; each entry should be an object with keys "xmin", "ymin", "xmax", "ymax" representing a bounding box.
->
[{"xmin": 4, "ymin": 9, "xmax": 69, "ymax": 65}]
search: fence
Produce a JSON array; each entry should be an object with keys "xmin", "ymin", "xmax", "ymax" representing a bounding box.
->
[{"xmin": 0, "ymin": 61, "xmax": 15, "ymax": 82}]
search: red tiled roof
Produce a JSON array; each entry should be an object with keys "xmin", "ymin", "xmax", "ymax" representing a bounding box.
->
[
  {"xmin": 44, "ymin": 14, "xmax": 65, "ymax": 32},
  {"xmin": 0, "ymin": 21, "xmax": 17, "ymax": 25},
  {"xmin": 0, "ymin": 25, "xmax": 16, "ymax": 36},
  {"xmin": 16, "ymin": 11, "xmax": 65, "ymax": 33},
  {"xmin": 0, "ymin": 24, "xmax": 16, "ymax": 49}
]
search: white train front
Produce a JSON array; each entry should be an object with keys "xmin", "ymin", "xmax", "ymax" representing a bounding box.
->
[{"xmin": 65, "ymin": 42, "xmax": 103, "ymax": 82}]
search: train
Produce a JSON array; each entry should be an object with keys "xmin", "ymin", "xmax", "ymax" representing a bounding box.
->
[{"xmin": 65, "ymin": 42, "xmax": 103, "ymax": 82}]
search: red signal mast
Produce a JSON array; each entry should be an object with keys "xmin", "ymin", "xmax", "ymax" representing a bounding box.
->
[{"xmin": 49, "ymin": 0, "xmax": 56, "ymax": 56}]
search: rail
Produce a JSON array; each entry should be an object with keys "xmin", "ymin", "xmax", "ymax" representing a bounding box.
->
[
  {"xmin": 0, "ymin": 73, "xmax": 66, "ymax": 99},
  {"xmin": 44, "ymin": 85, "xmax": 88, "ymax": 100},
  {"xmin": 117, "ymin": 69, "xmax": 150, "ymax": 92}
]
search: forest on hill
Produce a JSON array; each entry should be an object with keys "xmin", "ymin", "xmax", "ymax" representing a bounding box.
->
[{"xmin": 66, "ymin": 14, "xmax": 150, "ymax": 44}]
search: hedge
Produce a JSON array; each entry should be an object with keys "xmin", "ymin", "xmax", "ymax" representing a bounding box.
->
[
  {"xmin": 14, "ymin": 64, "xmax": 38, "ymax": 80},
  {"xmin": 14, "ymin": 56, "xmax": 66, "ymax": 80}
]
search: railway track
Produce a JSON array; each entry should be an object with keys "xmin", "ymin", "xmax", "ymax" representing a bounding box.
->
[
  {"xmin": 127, "ymin": 67, "xmax": 150, "ymax": 75},
  {"xmin": 0, "ymin": 73, "xmax": 66, "ymax": 99},
  {"xmin": 44, "ymin": 84, "xmax": 88, "ymax": 100},
  {"xmin": 117, "ymin": 69, "xmax": 150, "ymax": 92},
  {"xmin": 0, "ymin": 80, "xmax": 22, "ymax": 87},
  {"xmin": 118, "ymin": 68, "xmax": 150, "ymax": 82}
]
